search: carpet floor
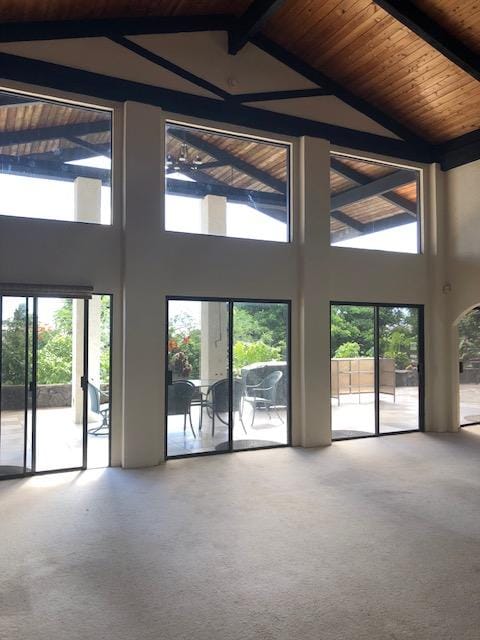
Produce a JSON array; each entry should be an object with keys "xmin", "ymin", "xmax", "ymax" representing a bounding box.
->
[{"xmin": 1, "ymin": 429, "xmax": 480, "ymax": 639}]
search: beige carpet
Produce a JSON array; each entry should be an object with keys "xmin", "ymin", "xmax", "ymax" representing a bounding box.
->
[{"xmin": 1, "ymin": 430, "xmax": 480, "ymax": 639}]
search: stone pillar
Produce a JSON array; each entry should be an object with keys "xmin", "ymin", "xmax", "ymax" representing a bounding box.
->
[
  {"xmin": 298, "ymin": 136, "xmax": 332, "ymax": 446},
  {"xmin": 200, "ymin": 195, "xmax": 228, "ymax": 382},
  {"xmin": 201, "ymin": 194, "xmax": 227, "ymax": 236},
  {"xmin": 72, "ymin": 177, "xmax": 102, "ymax": 423}
]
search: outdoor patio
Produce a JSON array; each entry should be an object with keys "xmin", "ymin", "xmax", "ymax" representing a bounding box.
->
[
  {"xmin": 459, "ymin": 383, "xmax": 480, "ymax": 424},
  {"xmin": 167, "ymin": 403, "xmax": 288, "ymax": 456},
  {"xmin": 332, "ymin": 386, "xmax": 420, "ymax": 438},
  {"xmin": 0, "ymin": 406, "xmax": 109, "ymax": 474}
]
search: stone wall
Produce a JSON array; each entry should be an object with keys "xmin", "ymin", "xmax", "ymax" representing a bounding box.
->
[{"xmin": 1, "ymin": 384, "xmax": 72, "ymax": 410}]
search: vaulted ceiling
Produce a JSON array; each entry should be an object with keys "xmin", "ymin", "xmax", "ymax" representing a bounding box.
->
[{"xmin": 0, "ymin": 0, "xmax": 477, "ymax": 168}]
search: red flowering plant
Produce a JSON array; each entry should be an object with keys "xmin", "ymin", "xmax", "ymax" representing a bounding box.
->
[{"xmin": 167, "ymin": 315, "xmax": 200, "ymax": 379}]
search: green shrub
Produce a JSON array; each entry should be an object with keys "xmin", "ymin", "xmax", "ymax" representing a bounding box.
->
[
  {"xmin": 334, "ymin": 342, "xmax": 361, "ymax": 358},
  {"xmin": 233, "ymin": 340, "xmax": 281, "ymax": 372}
]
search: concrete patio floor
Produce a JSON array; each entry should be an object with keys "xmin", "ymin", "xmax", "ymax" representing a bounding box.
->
[
  {"xmin": 167, "ymin": 405, "xmax": 288, "ymax": 456},
  {"xmin": 459, "ymin": 383, "xmax": 480, "ymax": 424},
  {"xmin": 0, "ymin": 407, "xmax": 109, "ymax": 475},
  {"xmin": 332, "ymin": 386, "xmax": 420, "ymax": 438}
]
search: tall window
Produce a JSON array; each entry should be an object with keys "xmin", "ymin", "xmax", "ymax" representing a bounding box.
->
[
  {"xmin": 165, "ymin": 123, "xmax": 290, "ymax": 242},
  {"xmin": 166, "ymin": 298, "xmax": 290, "ymax": 457},
  {"xmin": 0, "ymin": 90, "xmax": 112, "ymax": 224},
  {"xmin": 330, "ymin": 154, "xmax": 420, "ymax": 253}
]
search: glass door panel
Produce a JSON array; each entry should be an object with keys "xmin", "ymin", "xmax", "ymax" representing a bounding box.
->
[
  {"xmin": 331, "ymin": 305, "xmax": 376, "ymax": 439},
  {"xmin": 0, "ymin": 296, "xmax": 30, "ymax": 477},
  {"xmin": 166, "ymin": 299, "xmax": 230, "ymax": 456},
  {"xmin": 35, "ymin": 297, "xmax": 85, "ymax": 472},
  {"xmin": 379, "ymin": 307, "xmax": 420, "ymax": 433},
  {"xmin": 232, "ymin": 302, "xmax": 290, "ymax": 450},
  {"xmin": 458, "ymin": 308, "xmax": 480, "ymax": 426},
  {"xmin": 87, "ymin": 294, "xmax": 111, "ymax": 469}
]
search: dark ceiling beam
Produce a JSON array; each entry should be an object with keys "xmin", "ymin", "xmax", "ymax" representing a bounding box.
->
[
  {"xmin": 331, "ymin": 169, "xmax": 415, "ymax": 209},
  {"xmin": 0, "ymin": 50, "xmax": 435, "ymax": 164},
  {"xmin": 0, "ymin": 154, "xmax": 110, "ymax": 184},
  {"xmin": 169, "ymin": 127, "xmax": 287, "ymax": 194},
  {"xmin": 109, "ymin": 35, "xmax": 230, "ymax": 100},
  {"xmin": 0, "ymin": 94, "xmax": 39, "ymax": 107},
  {"xmin": 251, "ymin": 34, "xmax": 429, "ymax": 147},
  {"xmin": 26, "ymin": 144, "xmax": 107, "ymax": 164},
  {"xmin": 166, "ymin": 177, "xmax": 284, "ymax": 207},
  {"xmin": 330, "ymin": 157, "xmax": 417, "ymax": 215},
  {"xmin": 374, "ymin": 0, "xmax": 480, "ymax": 82},
  {"xmin": 0, "ymin": 120, "xmax": 110, "ymax": 148},
  {"xmin": 0, "ymin": 15, "xmax": 233, "ymax": 42},
  {"xmin": 436, "ymin": 129, "xmax": 480, "ymax": 171},
  {"xmin": 330, "ymin": 209, "xmax": 365, "ymax": 232},
  {"xmin": 228, "ymin": 0, "xmax": 287, "ymax": 55},
  {"xmin": 232, "ymin": 87, "xmax": 331, "ymax": 103},
  {"xmin": 65, "ymin": 136, "xmax": 110, "ymax": 157},
  {"xmin": 331, "ymin": 211, "xmax": 416, "ymax": 243}
]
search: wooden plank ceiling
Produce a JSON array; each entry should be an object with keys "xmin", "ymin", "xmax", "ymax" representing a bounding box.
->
[
  {"xmin": 0, "ymin": 0, "xmax": 477, "ymax": 147},
  {"xmin": 263, "ymin": 0, "xmax": 480, "ymax": 143}
]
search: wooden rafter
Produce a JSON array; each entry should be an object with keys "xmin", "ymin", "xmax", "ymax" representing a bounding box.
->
[
  {"xmin": 330, "ymin": 157, "xmax": 417, "ymax": 216},
  {"xmin": 168, "ymin": 127, "xmax": 287, "ymax": 194},
  {"xmin": 331, "ymin": 170, "xmax": 416, "ymax": 210},
  {"xmin": 228, "ymin": 0, "xmax": 287, "ymax": 55}
]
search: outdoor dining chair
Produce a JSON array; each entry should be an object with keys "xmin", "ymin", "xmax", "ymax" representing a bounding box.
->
[
  {"xmin": 87, "ymin": 382, "xmax": 110, "ymax": 436},
  {"xmin": 243, "ymin": 370, "xmax": 284, "ymax": 426},
  {"xmin": 167, "ymin": 379, "xmax": 197, "ymax": 438},
  {"xmin": 200, "ymin": 378, "xmax": 247, "ymax": 436}
]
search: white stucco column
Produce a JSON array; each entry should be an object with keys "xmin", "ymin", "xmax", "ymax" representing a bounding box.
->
[
  {"xmin": 72, "ymin": 177, "xmax": 102, "ymax": 423},
  {"xmin": 298, "ymin": 136, "xmax": 332, "ymax": 446},
  {"xmin": 123, "ymin": 101, "xmax": 165, "ymax": 467},
  {"xmin": 200, "ymin": 195, "xmax": 228, "ymax": 381},
  {"xmin": 425, "ymin": 164, "xmax": 454, "ymax": 431}
]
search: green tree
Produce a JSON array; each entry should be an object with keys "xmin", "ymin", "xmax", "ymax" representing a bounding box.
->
[
  {"xmin": 1, "ymin": 304, "xmax": 27, "ymax": 385},
  {"xmin": 458, "ymin": 308, "xmax": 480, "ymax": 362}
]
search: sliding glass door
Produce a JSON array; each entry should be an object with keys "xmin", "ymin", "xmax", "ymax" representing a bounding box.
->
[
  {"xmin": 166, "ymin": 298, "xmax": 291, "ymax": 458},
  {"xmin": 331, "ymin": 302, "xmax": 423, "ymax": 440},
  {"xmin": 0, "ymin": 293, "xmax": 112, "ymax": 479}
]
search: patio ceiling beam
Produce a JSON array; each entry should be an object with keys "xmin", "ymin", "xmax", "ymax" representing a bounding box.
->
[
  {"xmin": 330, "ymin": 157, "xmax": 417, "ymax": 215},
  {"xmin": 0, "ymin": 94, "xmax": 40, "ymax": 108},
  {"xmin": 169, "ymin": 128, "xmax": 286, "ymax": 194},
  {"xmin": 0, "ymin": 154, "xmax": 110, "ymax": 184},
  {"xmin": 228, "ymin": 0, "xmax": 288, "ymax": 55},
  {"xmin": 330, "ymin": 209, "xmax": 365, "ymax": 232},
  {"xmin": 374, "ymin": 0, "xmax": 480, "ymax": 82},
  {"xmin": 166, "ymin": 167, "xmax": 225, "ymax": 186},
  {"xmin": 0, "ymin": 15, "xmax": 233, "ymax": 42},
  {"xmin": 65, "ymin": 136, "xmax": 111, "ymax": 157},
  {"xmin": 109, "ymin": 35, "xmax": 230, "ymax": 100},
  {"xmin": 166, "ymin": 177, "xmax": 285, "ymax": 208},
  {"xmin": 331, "ymin": 211, "xmax": 415, "ymax": 242},
  {"xmin": 331, "ymin": 169, "xmax": 415, "ymax": 210},
  {"xmin": 0, "ymin": 120, "xmax": 110, "ymax": 148}
]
